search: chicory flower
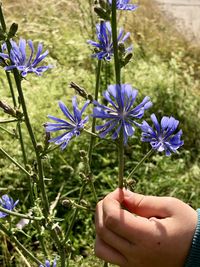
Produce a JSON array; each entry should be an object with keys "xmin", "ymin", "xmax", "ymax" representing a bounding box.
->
[
  {"xmin": 0, "ymin": 195, "xmax": 19, "ymax": 218},
  {"xmin": 93, "ymin": 84, "xmax": 152, "ymax": 144},
  {"xmin": 45, "ymin": 97, "xmax": 89, "ymax": 150},
  {"xmin": 87, "ymin": 21, "xmax": 132, "ymax": 61},
  {"xmin": 140, "ymin": 114, "xmax": 184, "ymax": 156},
  {"xmin": 0, "ymin": 38, "xmax": 51, "ymax": 77}
]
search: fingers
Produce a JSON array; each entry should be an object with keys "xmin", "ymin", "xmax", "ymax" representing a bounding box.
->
[
  {"xmin": 122, "ymin": 189, "xmax": 183, "ymax": 218},
  {"xmin": 95, "ymin": 200, "xmax": 135, "ymax": 256},
  {"xmin": 123, "ymin": 189, "xmax": 190, "ymax": 219},
  {"xmin": 102, "ymin": 195, "xmax": 155, "ymax": 242},
  {"xmin": 95, "ymin": 235, "xmax": 127, "ymax": 266}
]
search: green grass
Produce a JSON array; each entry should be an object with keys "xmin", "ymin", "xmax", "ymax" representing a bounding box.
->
[{"xmin": 0, "ymin": 0, "xmax": 200, "ymax": 266}]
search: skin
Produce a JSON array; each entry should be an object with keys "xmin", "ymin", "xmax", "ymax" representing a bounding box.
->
[{"xmin": 95, "ymin": 188, "xmax": 198, "ymax": 267}]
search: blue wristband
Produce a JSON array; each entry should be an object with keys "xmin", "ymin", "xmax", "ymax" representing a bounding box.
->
[{"xmin": 184, "ymin": 209, "xmax": 200, "ymax": 267}]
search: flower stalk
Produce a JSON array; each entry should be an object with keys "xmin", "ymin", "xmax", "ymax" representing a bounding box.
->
[
  {"xmin": 12, "ymin": 68, "xmax": 50, "ymax": 217},
  {"xmin": 111, "ymin": 0, "xmax": 124, "ymax": 188}
]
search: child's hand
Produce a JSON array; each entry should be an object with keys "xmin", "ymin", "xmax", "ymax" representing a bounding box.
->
[{"xmin": 95, "ymin": 188, "xmax": 197, "ymax": 267}]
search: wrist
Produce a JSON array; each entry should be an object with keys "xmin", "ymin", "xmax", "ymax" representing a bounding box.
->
[{"xmin": 184, "ymin": 209, "xmax": 200, "ymax": 267}]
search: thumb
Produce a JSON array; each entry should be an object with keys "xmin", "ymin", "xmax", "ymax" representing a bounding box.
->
[{"xmin": 122, "ymin": 189, "xmax": 174, "ymax": 218}]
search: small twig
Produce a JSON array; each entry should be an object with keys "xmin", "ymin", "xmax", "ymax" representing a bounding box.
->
[{"xmin": 14, "ymin": 246, "xmax": 32, "ymax": 267}]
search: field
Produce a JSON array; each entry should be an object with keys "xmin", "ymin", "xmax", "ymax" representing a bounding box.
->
[{"xmin": 0, "ymin": 0, "xmax": 200, "ymax": 266}]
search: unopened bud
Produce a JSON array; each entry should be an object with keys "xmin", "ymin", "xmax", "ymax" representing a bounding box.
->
[
  {"xmin": 94, "ymin": 6, "xmax": 110, "ymax": 20},
  {"xmin": 70, "ymin": 82, "xmax": 88, "ymax": 100},
  {"xmin": 87, "ymin": 94, "xmax": 93, "ymax": 102},
  {"xmin": 7, "ymin": 23, "xmax": 18, "ymax": 39},
  {"xmin": 123, "ymin": 53, "xmax": 133, "ymax": 67},
  {"xmin": 36, "ymin": 143, "xmax": 43, "ymax": 152},
  {"xmin": 99, "ymin": 0, "xmax": 107, "ymax": 9},
  {"xmin": 0, "ymin": 100, "xmax": 16, "ymax": 117},
  {"xmin": 80, "ymin": 150, "xmax": 87, "ymax": 157},
  {"xmin": 62, "ymin": 199, "xmax": 72, "ymax": 208},
  {"xmin": 118, "ymin": 43, "xmax": 126, "ymax": 54}
]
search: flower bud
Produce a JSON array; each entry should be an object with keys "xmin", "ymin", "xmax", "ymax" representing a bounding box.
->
[
  {"xmin": 62, "ymin": 199, "xmax": 72, "ymax": 208},
  {"xmin": 118, "ymin": 42, "xmax": 126, "ymax": 54},
  {"xmin": 123, "ymin": 53, "xmax": 133, "ymax": 67},
  {"xmin": 70, "ymin": 82, "xmax": 88, "ymax": 100},
  {"xmin": 0, "ymin": 100, "xmax": 16, "ymax": 117},
  {"xmin": 79, "ymin": 150, "xmax": 87, "ymax": 157},
  {"xmin": 7, "ymin": 23, "xmax": 18, "ymax": 39},
  {"xmin": 94, "ymin": 6, "xmax": 110, "ymax": 20}
]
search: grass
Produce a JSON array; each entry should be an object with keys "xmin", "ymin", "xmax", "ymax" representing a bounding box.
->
[{"xmin": 0, "ymin": 0, "xmax": 200, "ymax": 266}]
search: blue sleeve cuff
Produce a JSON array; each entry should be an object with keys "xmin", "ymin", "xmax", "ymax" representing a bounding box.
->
[{"xmin": 184, "ymin": 209, "xmax": 200, "ymax": 267}]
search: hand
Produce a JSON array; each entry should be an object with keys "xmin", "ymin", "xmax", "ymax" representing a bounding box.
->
[{"xmin": 95, "ymin": 188, "xmax": 197, "ymax": 267}]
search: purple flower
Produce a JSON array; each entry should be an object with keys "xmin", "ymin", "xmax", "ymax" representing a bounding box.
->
[
  {"xmin": 0, "ymin": 38, "xmax": 51, "ymax": 77},
  {"xmin": 140, "ymin": 114, "xmax": 184, "ymax": 156},
  {"xmin": 0, "ymin": 195, "xmax": 19, "ymax": 218},
  {"xmin": 45, "ymin": 97, "xmax": 90, "ymax": 150},
  {"xmin": 87, "ymin": 21, "xmax": 132, "ymax": 61},
  {"xmin": 108, "ymin": 0, "xmax": 138, "ymax": 11},
  {"xmin": 39, "ymin": 259, "xmax": 56, "ymax": 267},
  {"xmin": 92, "ymin": 84, "xmax": 152, "ymax": 144}
]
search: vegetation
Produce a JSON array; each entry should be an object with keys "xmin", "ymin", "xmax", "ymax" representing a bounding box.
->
[{"xmin": 0, "ymin": 0, "xmax": 200, "ymax": 266}]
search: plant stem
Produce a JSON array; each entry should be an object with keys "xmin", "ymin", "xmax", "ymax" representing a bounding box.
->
[
  {"xmin": 118, "ymin": 130, "xmax": 124, "ymax": 188},
  {"xmin": 88, "ymin": 59, "xmax": 102, "ymax": 166},
  {"xmin": 111, "ymin": 0, "xmax": 124, "ymax": 188},
  {"xmin": 13, "ymin": 69, "xmax": 50, "ymax": 217},
  {"xmin": 0, "ymin": 147, "xmax": 31, "ymax": 177},
  {"xmin": 0, "ymin": 206, "xmax": 43, "ymax": 221},
  {"xmin": 111, "ymin": 0, "xmax": 121, "ymax": 85},
  {"xmin": 87, "ymin": 59, "xmax": 102, "ymax": 202},
  {"xmin": 0, "ymin": 126, "xmax": 15, "ymax": 136},
  {"xmin": 0, "ymin": 222, "xmax": 43, "ymax": 266},
  {"xmin": 0, "ymin": 119, "xmax": 19, "ymax": 124},
  {"xmin": 126, "ymin": 149, "xmax": 154, "ymax": 180},
  {"xmin": 64, "ymin": 182, "xmax": 87, "ymax": 243},
  {"xmin": 0, "ymin": 3, "xmax": 6, "ymax": 32},
  {"xmin": 5, "ymin": 72, "xmax": 17, "ymax": 107}
]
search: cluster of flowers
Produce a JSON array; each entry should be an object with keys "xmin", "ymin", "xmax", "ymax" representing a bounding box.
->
[{"xmin": 0, "ymin": 1, "xmax": 183, "ymax": 266}]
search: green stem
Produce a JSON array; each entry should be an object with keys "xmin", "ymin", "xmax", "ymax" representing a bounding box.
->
[
  {"xmin": 12, "ymin": 69, "xmax": 49, "ymax": 217},
  {"xmin": 88, "ymin": 59, "xmax": 102, "ymax": 166},
  {"xmin": 0, "ymin": 3, "xmax": 6, "ymax": 32},
  {"xmin": 64, "ymin": 182, "xmax": 87, "ymax": 243},
  {"xmin": 127, "ymin": 149, "xmax": 154, "ymax": 180},
  {"xmin": 0, "ymin": 147, "xmax": 31, "ymax": 177},
  {"xmin": 0, "ymin": 125, "xmax": 15, "ymax": 136},
  {"xmin": 0, "ymin": 119, "xmax": 19, "ymax": 124},
  {"xmin": 0, "ymin": 222, "xmax": 42, "ymax": 266},
  {"xmin": 6, "ymin": 72, "xmax": 17, "ymax": 107},
  {"xmin": 111, "ymin": 0, "xmax": 124, "ymax": 188},
  {"xmin": 0, "ymin": 206, "xmax": 43, "ymax": 221},
  {"xmin": 118, "ymin": 131, "xmax": 124, "ymax": 188},
  {"xmin": 87, "ymin": 59, "xmax": 102, "ymax": 203},
  {"xmin": 111, "ymin": 0, "xmax": 121, "ymax": 85}
]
